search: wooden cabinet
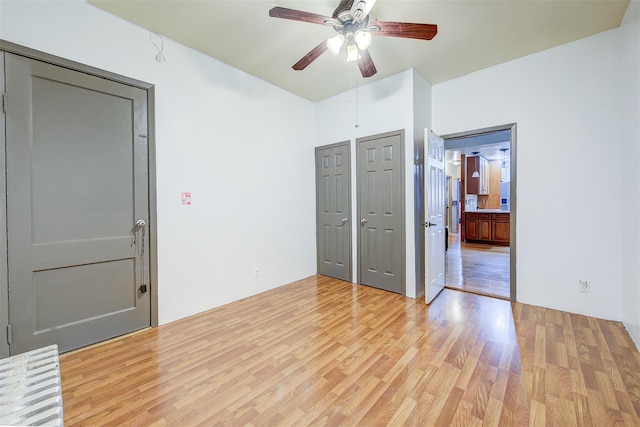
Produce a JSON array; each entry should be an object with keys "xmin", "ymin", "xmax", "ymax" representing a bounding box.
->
[
  {"xmin": 466, "ymin": 156, "xmax": 479, "ymax": 195},
  {"xmin": 480, "ymin": 157, "xmax": 489, "ymax": 195},
  {"xmin": 492, "ymin": 216, "xmax": 510, "ymax": 244},
  {"xmin": 466, "ymin": 217, "xmax": 478, "ymax": 240},
  {"xmin": 466, "ymin": 156, "xmax": 489, "ymax": 195},
  {"xmin": 465, "ymin": 212, "xmax": 510, "ymax": 245},
  {"xmin": 478, "ymin": 218, "xmax": 491, "ymax": 240}
]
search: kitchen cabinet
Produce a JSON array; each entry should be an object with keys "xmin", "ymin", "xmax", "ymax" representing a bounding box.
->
[
  {"xmin": 492, "ymin": 216, "xmax": 510, "ymax": 244},
  {"xmin": 466, "ymin": 156, "xmax": 489, "ymax": 195},
  {"xmin": 466, "ymin": 217, "xmax": 478, "ymax": 240},
  {"xmin": 465, "ymin": 211, "xmax": 510, "ymax": 245}
]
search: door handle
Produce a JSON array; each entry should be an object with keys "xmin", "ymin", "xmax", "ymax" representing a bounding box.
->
[
  {"xmin": 136, "ymin": 219, "xmax": 146, "ymax": 229},
  {"xmin": 425, "ymin": 221, "xmax": 436, "ymax": 227},
  {"xmin": 342, "ymin": 218, "xmax": 349, "ymax": 225},
  {"xmin": 360, "ymin": 218, "xmax": 367, "ymax": 226}
]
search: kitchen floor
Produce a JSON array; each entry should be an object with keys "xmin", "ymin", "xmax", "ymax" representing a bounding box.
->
[{"xmin": 445, "ymin": 232, "xmax": 510, "ymax": 299}]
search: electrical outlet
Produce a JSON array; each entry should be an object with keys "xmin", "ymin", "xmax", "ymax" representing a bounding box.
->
[
  {"xmin": 254, "ymin": 268, "xmax": 260, "ymax": 279},
  {"xmin": 578, "ymin": 280, "xmax": 591, "ymax": 293}
]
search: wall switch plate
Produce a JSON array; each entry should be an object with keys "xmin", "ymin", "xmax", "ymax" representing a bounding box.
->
[
  {"xmin": 254, "ymin": 268, "xmax": 260, "ymax": 278},
  {"xmin": 579, "ymin": 280, "xmax": 591, "ymax": 293}
]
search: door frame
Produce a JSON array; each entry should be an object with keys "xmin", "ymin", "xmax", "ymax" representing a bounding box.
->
[
  {"xmin": 356, "ymin": 129, "xmax": 405, "ymax": 295},
  {"xmin": 441, "ymin": 123, "xmax": 517, "ymax": 302},
  {"xmin": 315, "ymin": 141, "xmax": 352, "ymax": 282},
  {"xmin": 0, "ymin": 40, "xmax": 159, "ymax": 358}
]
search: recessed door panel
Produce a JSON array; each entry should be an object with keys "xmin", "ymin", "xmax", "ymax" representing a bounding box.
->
[
  {"xmin": 367, "ymin": 170, "xmax": 377, "ymax": 214},
  {"xmin": 31, "ymin": 77, "xmax": 134, "ymax": 244},
  {"xmin": 34, "ymin": 259, "xmax": 135, "ymax": 332},
  {"xmin": 383, "ymin": 168, "xmax": 395, "ymax": 215},
  {"xmin": 366, "ymin": 227, "xmax": 378, "ymax": 272},
  {"xmin": 335, "ymin": 174, "xmax": 344, "ymax": 213}
]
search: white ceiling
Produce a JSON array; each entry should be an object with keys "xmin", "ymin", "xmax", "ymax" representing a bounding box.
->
[
  {"xmin": 88, "ymin": 0, "xmax": 629, "ymax": 102},
  {"xmin": 445, "ymin": 143, "xmax": 510, "ymax": 166},
  {"xmin": 445, "ymin": 129, "xmax": 511, "ymax": 162}
]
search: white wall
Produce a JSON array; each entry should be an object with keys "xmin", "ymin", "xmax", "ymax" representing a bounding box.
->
[
  {"xmin": 433, "ymin": 25, "xmax": 629, "ymax": 322},
  {"xmin": 620, "ymin": 1, "xmax": 640, "ymax": 348},
  {"xmin": 315, "ymin": 69, "xmax": 432, "ymax": 298},
  {"xmin": 0, "ymin": 0, "xmax": 317, "ymax": 325}
]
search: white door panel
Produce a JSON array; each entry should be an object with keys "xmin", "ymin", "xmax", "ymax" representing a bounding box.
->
[{"xmin": 425, "ymin": 129, "xmax": 446, "ymax": 303}]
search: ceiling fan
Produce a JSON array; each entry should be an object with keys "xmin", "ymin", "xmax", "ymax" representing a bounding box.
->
[{"xmin": 268, "ymin": 0, "xmax": 437, "ymax": 78}]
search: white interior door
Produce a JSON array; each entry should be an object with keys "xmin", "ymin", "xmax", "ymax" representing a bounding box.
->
[{"xmin": 425, "ymin": 129, "xmax": 446, "ymax": 303}]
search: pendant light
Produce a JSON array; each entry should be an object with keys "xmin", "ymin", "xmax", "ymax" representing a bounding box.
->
[
  {"xmin": 471, "ymin": 151, "xmax": 480, "ymax": 178},
  {"xmin": 500, "ymin": 148, "xmax": 509, "ymax": 182}
]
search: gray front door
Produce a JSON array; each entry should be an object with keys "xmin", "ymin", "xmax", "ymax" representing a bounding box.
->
[
  {"xmin": 5, "ymin": 53, "xmax": 151, "ymax": 354},
  {"xmin": 357, "ymin": 131, "xmax": 404, "ymax": 294},
  {"xmin": 316, "ymin": 142, "xmax": 351, "ymax": 281}
]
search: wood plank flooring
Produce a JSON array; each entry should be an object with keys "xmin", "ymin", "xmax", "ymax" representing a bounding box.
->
[
  {"xmin": 59, "ymin": 275, "xmax": 640, "ymax": 426},
  {"xmin": 446, "ymin": 232, "xmax": 510, "ymax": 299}
]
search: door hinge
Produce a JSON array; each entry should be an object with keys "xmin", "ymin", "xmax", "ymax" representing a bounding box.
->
[
  {"xmin": 2, "ymin": 94, "xmax": 7, "ymax": 113},
  {"xmin": 7, "ymin": 324, "xmax": 12, "ymax": 345}
]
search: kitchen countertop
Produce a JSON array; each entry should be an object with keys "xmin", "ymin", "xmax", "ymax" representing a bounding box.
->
[{"xmin": 466, "ymin": 209, "xmax": 510, "ymax": 214}]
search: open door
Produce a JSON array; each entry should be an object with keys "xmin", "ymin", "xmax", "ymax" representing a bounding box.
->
[{"xmin": 424, "ymin": 129, "xmax": 446, "ymax": 303}]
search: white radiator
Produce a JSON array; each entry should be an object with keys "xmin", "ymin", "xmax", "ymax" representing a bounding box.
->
[{"xmin": 0, "ymin": 344, "xmax": 64, "ymax": 426}]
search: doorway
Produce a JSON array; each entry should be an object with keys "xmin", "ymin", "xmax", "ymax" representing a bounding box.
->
[
  {"xmin": 442, "ymin": 124, "xmax": 516, "ymax": 301},
  {"xmin": 1, "ymin": 42, "xmax": 158, "ymax": 356}
]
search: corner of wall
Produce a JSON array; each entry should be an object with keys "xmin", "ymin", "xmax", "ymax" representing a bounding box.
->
[{"xmin": 621, "ymin": 0, "xmax": 640, "ymax": 349}]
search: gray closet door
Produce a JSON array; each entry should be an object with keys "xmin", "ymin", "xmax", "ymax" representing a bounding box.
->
[
  {"xmin": 357, "ymin": 131, "xmax": 404, "ymax": 294},
  {"xmin": 5, "ymin": 53, "xmax": 150, "ymax": 354},
  {"xmin": 316, "ymin": 143, "xmax": 351, "ymax": 281}
]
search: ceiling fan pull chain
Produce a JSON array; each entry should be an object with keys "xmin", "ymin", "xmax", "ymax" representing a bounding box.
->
[
  {"xmin": 355, "ymin": 73, "xmax": 359, "ymax": 129},
  {"xmin": 347, "ymin": 60, "xmax": 359, "ymax": 129},
  {"xmin": 349, "ymin": 59, "xmax": 353, "ymax": 97}
]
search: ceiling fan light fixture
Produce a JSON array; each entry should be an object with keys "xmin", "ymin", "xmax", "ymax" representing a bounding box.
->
[
  {"xmin": 327, "ymin": 33, "xmax": 345, "ymax": 55},
  {"xmin": 346, "ymin": 42, "xmax": 359, "ymax": 62},
  {"xmin": 268, "ymin": 1, "xmax": 437, "ymax": 77},
  {"xmin": 354, "ymin": 29, "xmax": 372, "ymax": 50}
]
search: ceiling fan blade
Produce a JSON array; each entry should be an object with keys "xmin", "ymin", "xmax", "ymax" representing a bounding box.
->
[
  {"xmin": 269, "ymin": 6, "xmax": 338, "ymax": 26},
  {"xmin": 369, "ymin": 20, "xmax": 438, "ymax": 40},
  {"xmin": 350, "ymin": 0, "xmax": 377, "ymax": 23},
  {"xmin": 358, "ymin": 49, "xmax": 377, "ymax": 78},
  {"xmin": 293, "ymin": 40, "xmax": 329, "ymax": 71}
]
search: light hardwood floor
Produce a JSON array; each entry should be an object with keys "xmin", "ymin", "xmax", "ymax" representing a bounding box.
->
[
  {"xmin": 446, "ymin": 232, "xmax": 510, "ymax": 299},
  {"xmin": 60, "ymin": 276, "xmax": 640, "ymax": 426}
]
